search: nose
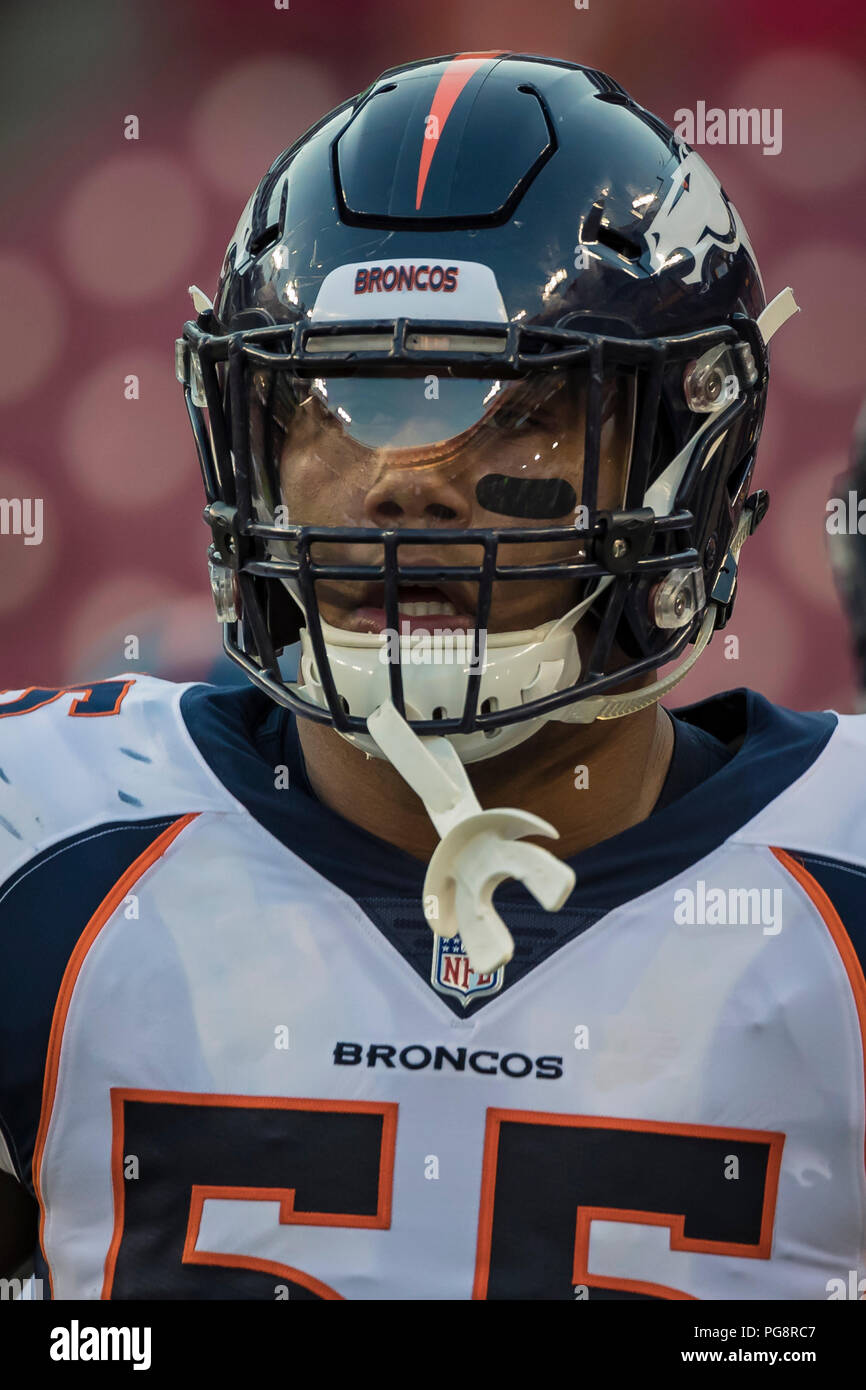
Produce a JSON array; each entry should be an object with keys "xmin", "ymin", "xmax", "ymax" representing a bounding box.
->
[{"xmin": 363, "ymin": 461, "xmax": 473, "ymax": 528}]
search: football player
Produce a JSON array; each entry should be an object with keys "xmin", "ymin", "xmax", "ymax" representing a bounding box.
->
[{"xmin": 2, "ymin": 51, "xmax": 864, "ymax": 1301}]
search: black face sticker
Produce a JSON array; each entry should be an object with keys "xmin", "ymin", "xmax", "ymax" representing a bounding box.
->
[{"xmin": 475, "ymin": 474, "xmax": 577, "ymax": 519}]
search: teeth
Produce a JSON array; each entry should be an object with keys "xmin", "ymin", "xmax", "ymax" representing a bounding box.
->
[{"xmin": 397, "ymin": 601, "xmax": 458, "ymax": 617}]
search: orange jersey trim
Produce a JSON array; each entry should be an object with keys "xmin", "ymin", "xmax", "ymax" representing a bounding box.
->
[
  {"xmin": 31, "ymin": 812, "xmax": 198, "ymax": 1297},
  {"xmin": 771, "ymin": 846, "xmax": 866, "ymax": 1177}
]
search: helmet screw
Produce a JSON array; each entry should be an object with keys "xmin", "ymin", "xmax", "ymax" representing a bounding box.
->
[
  {"xmin": 611, "ymin": 538, "xmax": 629, "ymax": 560},
  {"xmin": 704, "ymin": 534, "xmax": 718, "ymax": 569}
]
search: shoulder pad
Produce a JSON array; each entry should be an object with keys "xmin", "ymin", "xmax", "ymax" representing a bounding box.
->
[{"xmin": 0, "ymin": 674, "xmax": 233, "ymax": 875}]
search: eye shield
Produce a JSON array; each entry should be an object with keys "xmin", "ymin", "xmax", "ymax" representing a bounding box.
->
[{"xmin": 249, "ymin": 363, "xmax": 637, "ymax": 529}]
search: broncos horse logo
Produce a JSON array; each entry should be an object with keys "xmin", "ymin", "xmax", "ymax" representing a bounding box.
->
[{"xmin": 644, "ymin": 146, "xmax": 747, "ymax": 286}]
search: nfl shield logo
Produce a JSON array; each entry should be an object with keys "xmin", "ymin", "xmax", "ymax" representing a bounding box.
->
[{"xmin": 431, "ymin": 933, "xmax": 505, "ymax": 1006}]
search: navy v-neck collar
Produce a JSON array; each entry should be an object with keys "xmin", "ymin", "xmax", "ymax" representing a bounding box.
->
[{"xmin": 180, "ymin": 682, "xmax": 835, "ymax": 912}]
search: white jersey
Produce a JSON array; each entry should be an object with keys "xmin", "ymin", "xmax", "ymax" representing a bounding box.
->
[{"xmin": 1, "ymin": 673, "xmax": 864, "ymax": 1300}]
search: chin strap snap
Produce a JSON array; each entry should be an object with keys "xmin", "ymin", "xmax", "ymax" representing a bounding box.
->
[{"xmin": 366, "ymin": 700, "xmax": 575, "ymax": 974}]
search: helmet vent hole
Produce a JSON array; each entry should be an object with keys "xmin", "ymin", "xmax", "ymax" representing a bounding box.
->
[
  {"xmin": 481, "ymin": 696, "xmax": 499, "ymax": 737},
  {"xmin": 432, "ymin": 706, "xmax": 446, "ymax": 720},
  {"xmin": 595, "ymin": 223, "xmax": 642, "ymax": 261},
  {"xmin": 339, "ymin": 696, "xmax": 350, "ymax": 715},
  {"xmin": 247, "ymin": 223, "xmax": 281, "ymax": 259}
]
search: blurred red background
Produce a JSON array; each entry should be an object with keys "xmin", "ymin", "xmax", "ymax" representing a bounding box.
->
[{"xmin": 1, "ymin": 0, "xmax": 864, "ymax": 711}]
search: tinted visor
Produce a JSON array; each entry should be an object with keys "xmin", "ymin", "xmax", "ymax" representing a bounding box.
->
[{"xmin": 248, "ymin": 365, "xmax": 636, "ymax": 534}]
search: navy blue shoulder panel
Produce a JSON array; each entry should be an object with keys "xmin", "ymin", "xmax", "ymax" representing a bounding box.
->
[
  {"xmin": 782, "ymin": 850, "xmax": 866, "ymax": 986},
  {"xmin": 576, "ymin": 691, "xmax": 837, "ymax": 912},
  {"xmin": 0, "ymin": 817, "xmax": 178, "ymax": 1195},
  {"xmin": 180, "ymin": 683, "xmax": 429, "ymax": 898}
]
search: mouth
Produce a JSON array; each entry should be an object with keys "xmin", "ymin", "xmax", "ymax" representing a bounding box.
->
[{"xmin": 341, "ymin": 583, "xmax": 478, "ymax": 635}]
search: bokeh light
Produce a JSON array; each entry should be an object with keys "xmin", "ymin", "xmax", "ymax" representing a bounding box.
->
[
  {"xmin": 60, "ymin": 154, "xmax": 204, "ymax": 303},
  {"xmin": 770, "ymin": 244, "xmax": 866, "ymax": 396},
  {"xmin": 0, "ymin": 254, "xmax": 66, "ymax": 407},
  {"xmin": 61, "ymin": 576, "xmax": 216, "ymax": 681},
  {"xmin": 728, "ymin": 49, "xmax": 866, "ymax": 192},
  {"xmin": 189, "ymin": 57, "xmax": 344, "ymax": 200},
  {"xmin": 62, "ymin": 350, "xmax": 191, "ymax": 506}
]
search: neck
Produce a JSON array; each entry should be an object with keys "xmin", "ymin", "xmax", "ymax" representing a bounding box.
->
[{"xmin": 296, "ymin": 700, "xmax": 675, "ymax": 861}]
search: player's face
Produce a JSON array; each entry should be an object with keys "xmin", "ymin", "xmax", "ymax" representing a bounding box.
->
[{"xmin": 276, "ymin": 371, "xmax": 634, "ymax": 635}]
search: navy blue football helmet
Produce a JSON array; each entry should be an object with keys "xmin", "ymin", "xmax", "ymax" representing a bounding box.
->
[{"xmin": 176, "ymin": 51, "xmax": 786, "ymax": 746}]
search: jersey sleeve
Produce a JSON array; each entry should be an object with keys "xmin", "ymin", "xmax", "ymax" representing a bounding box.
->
[{"xmin": 0, "ymin": 675, "xmax": 223, "ymax": 1193}]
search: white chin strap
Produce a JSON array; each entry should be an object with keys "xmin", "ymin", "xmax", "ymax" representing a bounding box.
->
[{"xmin": 292, "ymin": 577, "xmax": 605, "ymax": 764}]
